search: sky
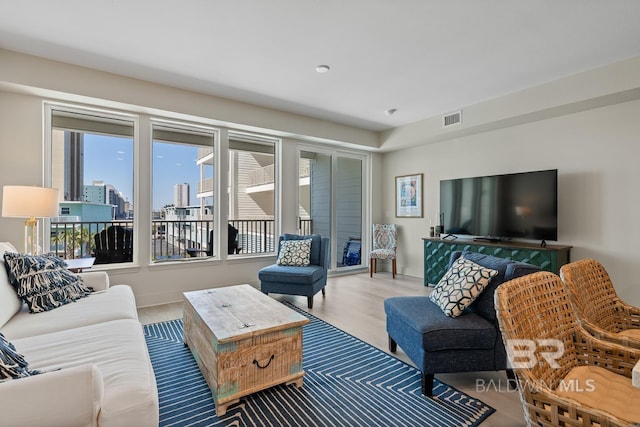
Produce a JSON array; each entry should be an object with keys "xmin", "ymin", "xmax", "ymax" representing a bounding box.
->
[{"xmin": 83, "ymin": 135, "xmax": 204, "ymax": 210}]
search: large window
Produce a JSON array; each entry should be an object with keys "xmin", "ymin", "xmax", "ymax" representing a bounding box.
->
[
  {"xmin": 229, "ymin": 132, "xmax": 278, "ymax": 255},
  {"xmin": 49, "ymin": 108, "xmax": 135, "ymax": 264},
  {"xmin": 46, "ymin": 105, "xmax": 284, "ymax": 266},
  {"xmin": 152, "ymin": 122, "xmax": 216, "ymax": 261}
]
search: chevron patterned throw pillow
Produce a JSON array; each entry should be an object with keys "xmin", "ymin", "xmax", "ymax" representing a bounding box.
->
[
  {"xmin": 276, "ymin": 239, "xmax": 312, "ymax": 266},
  {"xmin": 429, "ymin": 256, "xmax": 498, "ymax": 317}
]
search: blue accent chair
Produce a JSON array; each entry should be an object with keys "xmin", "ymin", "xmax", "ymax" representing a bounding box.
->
[
  {"xmin": 258, "ymin": 234, "xmax": 329, "ymax": 309},
  {"xmin": 384, "ymin": 251, "xmax": 540, "ymax": 396}
]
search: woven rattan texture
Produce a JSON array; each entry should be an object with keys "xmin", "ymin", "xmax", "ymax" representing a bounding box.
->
[
  {"xmin": 561, "ymin": 259, "xmax": 640, "ymax": 348},
  {"xmin": 495, "ymin": 271, "xmax": 640, "ymax": 427}
]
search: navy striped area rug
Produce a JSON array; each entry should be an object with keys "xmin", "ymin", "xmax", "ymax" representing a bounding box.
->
[{"xmin": 144, "ymin": 304, "xmax": 494, "ymax": 427}]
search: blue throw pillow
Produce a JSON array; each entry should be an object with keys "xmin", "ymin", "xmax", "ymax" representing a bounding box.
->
[
  {"xmin": 3, "ymin": 252, "xmax": 93, "ymax": 313},
  {"xmin": 0, "ymin": 331, "xmax": 41, "ymax": 382}
]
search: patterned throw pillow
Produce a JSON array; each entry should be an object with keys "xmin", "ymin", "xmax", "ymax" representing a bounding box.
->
[
  {"xmin": 3, "ymin": 252, "xmax": 93, "ymax": 313},
  {"xmin": 276, "ymin": 239, "xmax": 312, "ymax": 266},
  {"xmin": 429, "ymin": 256, "xmax": 499, "ymax": 317},
  {"xmin": 0, "ymin": 331, "xmax": 41, "ymax": 382}
]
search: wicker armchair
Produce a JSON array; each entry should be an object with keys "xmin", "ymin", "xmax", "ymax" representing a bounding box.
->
[
  {"xmin": 560, "ymin": 258, "xmax": 640, "ymax": 348},
  {"xmin": 495, "ymin": 271, "xmax": 640, "ymax": 426}
]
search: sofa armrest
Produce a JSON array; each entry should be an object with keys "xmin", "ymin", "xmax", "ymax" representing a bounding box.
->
[
  {"xmin": 78, "ymin": 271, "xmax": 110, "ymax": 291},
  {"xmin": 0, "ymin": 364, "xmax": 104, "ymax": 427}
]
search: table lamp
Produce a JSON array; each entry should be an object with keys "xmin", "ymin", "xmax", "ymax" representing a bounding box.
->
[{"xmin": 2, "ymin": 185, "xmax": 59, "ymax": 255}]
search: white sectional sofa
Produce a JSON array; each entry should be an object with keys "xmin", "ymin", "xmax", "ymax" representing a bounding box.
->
[{"xmin": 0, "ymin": 242, "xmax": 159, "ymax": 427}]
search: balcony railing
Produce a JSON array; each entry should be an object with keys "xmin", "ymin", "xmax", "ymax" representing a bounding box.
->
[
  {"xmin": 50, "ymin": 220, "xmax": 132, "ymax": 260},
  {"xmin": 247, "ymin": 164, "xmax": 275, "ymax": 187},
  {"xmin": 299, "ymin": 217, "xmax": 312, "ymax": 235},
  {"xmin": 247, "ymin": 163, "xmax": 310, "ymax": 188},
  {"xmin": 50, "ymin": 218, "xmax": 313, "ymax": 262},
  {"xmin": 197, "ymin": 177, "xmax": 214, "ymax": 194}
]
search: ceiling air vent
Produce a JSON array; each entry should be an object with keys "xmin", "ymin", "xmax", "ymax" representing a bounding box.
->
[{"xmin": 443, "ymin": 111, "xmax": 462, "ymax": 128}]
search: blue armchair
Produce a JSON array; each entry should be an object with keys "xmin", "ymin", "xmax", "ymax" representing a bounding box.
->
[
  {"xmin": 258, "ymin": 234, "xmax": 329, "ymax": 309},
  {"xmin": 384, "ymin": 251, "xmax": 540, "ymax": 396}
]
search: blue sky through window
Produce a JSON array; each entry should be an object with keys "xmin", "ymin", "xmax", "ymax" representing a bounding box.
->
[
  {"xmin": 83, "ymin": 135, "xmax": 204, "ymax": 210},
  {"xmin": 83, "ymin": 134, "xmax": 133, "ymax": 201},
  {"xmin": 152, "ymin": 141, "xmax": 201, "ymax": 210}
]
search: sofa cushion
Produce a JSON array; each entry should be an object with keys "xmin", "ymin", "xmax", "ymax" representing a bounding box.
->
[
  {"xmin": 370, "ymin": 248, "xmax": 396, "ymax": 259},
  {"xmin": 450, "ymin": 251, "xmax": 540, "ymax": 320},
  {"xmin": 276, "ymin": 239, "xmax": 312, "ymax": 266},
  {"xmin": 4, "ymin": 252, "xmax": 93, "ymax": 313},
  {"xmin": 1, "ymin": 284, "xmax": 138, "ymax": 341},
  {"xmin": 14, "ymin": 319, "xmax": 159, "ymax": 427},
  {"xmin": 0, "ymin": 243, "xmax": 22, "ymax": 329},
  {"xmin": 258, "ymin": 263, "xmax": 325, "ymax": 286},
  {"xmin": 0, "ymin": 331, "xmax": 41, "ymax": 382},
  {"xmin": 430, "ymin": 256, "xmax": 498, "ymax": 317},
  {"xmin": 384, "ymin": 296, "xmax": 497, "ymax": 351},
  {"xmin": 618, "ymin": 329, "xmax": 640, "ymax": 340},
  {"xmin": 558, "ymin": 365, "xmax": 640, "ymax": 424},
  {"xmin": 282, "ymin": 234, "xmax": 322, "ymax": 266}
]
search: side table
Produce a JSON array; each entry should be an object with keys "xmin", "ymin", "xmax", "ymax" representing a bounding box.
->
[{"xmin": 64, "ymin": 257, "xmax": 96, "ymax": 273}]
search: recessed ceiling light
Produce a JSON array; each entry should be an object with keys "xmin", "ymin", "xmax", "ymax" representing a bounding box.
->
[
  {"xmin": 385, "ymin": 108, "xmax": 397, "ymax": 116},
  {"xmin": 315, "ymin": 65, "xmax": 330, "ymax": 73}
]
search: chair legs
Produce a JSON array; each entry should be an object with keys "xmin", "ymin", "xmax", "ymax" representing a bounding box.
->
[
  {"xmin": 307, "ymin": 288, "xmax": 326, "ymax": 309},
  {"xmin": 388, "ymin": 335, "xmax": 397, "ymax": 353},
  {"xmin": 370, "ymin": 257, "xmax": 396, "ymax": 279},
  {"xmin": 506, "ymin": 369, "xmax": 518, "ymax": 390},
  {"xmin": 389, "ymin": 334, "xmax": 433, "ymax": 396},
  {"xmin": 422, "ymin": 373, "xmax": 434, "ymax": 397}
]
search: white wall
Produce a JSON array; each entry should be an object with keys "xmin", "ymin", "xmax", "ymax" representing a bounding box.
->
[
  {"xmin": 2, "ymin": 46, "xmax": 640, "ymax": 307},
  {"xmin": 381, "ymin": 99, "xmax": 640, "ymax": 305},
  {"xmin": 0, "ymin": 50, "xmax": 377, "ymax": 307},
  {"xmin": 0, "ymin": 91, "xmax": 276, "ymax": 305}
]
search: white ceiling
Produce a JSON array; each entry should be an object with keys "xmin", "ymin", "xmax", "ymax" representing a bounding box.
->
[{"xmin": 1, "ymin": 0, "xmax": 640, "ymax": 131}]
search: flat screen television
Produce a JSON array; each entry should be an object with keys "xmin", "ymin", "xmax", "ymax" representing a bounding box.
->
[{"xmin": 439, "ymin": 169, "xmax": 558, "ymax": 242}]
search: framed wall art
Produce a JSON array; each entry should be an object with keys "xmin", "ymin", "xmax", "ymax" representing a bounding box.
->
[{"xmin": 395, "ymin": 173, "xmax": 423, "ymax": 218}]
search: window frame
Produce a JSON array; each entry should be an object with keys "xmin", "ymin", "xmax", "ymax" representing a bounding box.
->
[
  {"xmin": 150, "ymin": 118, "xmax": 219, "ymax": 262},
  {"xmin": 228, "ymin": 130, "xmax": 280, "ymax": 256},
  {"xmin": 44, "ymin": 102, "xmax": 288, "ymax": 268},
  {"xmin": 44, "ymin": 102, "xmax": 139, "ymax": 265}
]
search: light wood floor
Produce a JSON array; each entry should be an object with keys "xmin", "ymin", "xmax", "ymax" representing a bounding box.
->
[{"xmin": 138, "ymin": 272, "xmax": 526, "ymax": 427}]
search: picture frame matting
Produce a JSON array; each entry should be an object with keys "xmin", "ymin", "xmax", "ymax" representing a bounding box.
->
[{"xmin": 395, "ymin": 173, "xmax": 423, "ymax": 218}]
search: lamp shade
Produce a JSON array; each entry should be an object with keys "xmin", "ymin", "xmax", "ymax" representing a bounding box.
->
[{"xmin": 2, "ymin": 186, "xmax": 59, "ymax": 218}]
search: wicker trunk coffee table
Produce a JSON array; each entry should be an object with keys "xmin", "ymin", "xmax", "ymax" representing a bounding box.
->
[{"xmin": 183, "ymin": 284, "xmax": 310, "ymax": 416}]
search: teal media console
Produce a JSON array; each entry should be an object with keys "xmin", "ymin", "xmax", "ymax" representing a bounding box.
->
[{"xmin": 423, "ymin": 237, "xmax": 572, "ymax": 286}]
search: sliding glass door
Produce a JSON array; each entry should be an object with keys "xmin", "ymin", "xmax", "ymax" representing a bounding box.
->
[
  {"xmin": 335, "ymin": 156, "xmax": 363, "ymax": 270},
  {"xmin": 299, "ymin": 147, "xmax": 366, "ymax": 272}
]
